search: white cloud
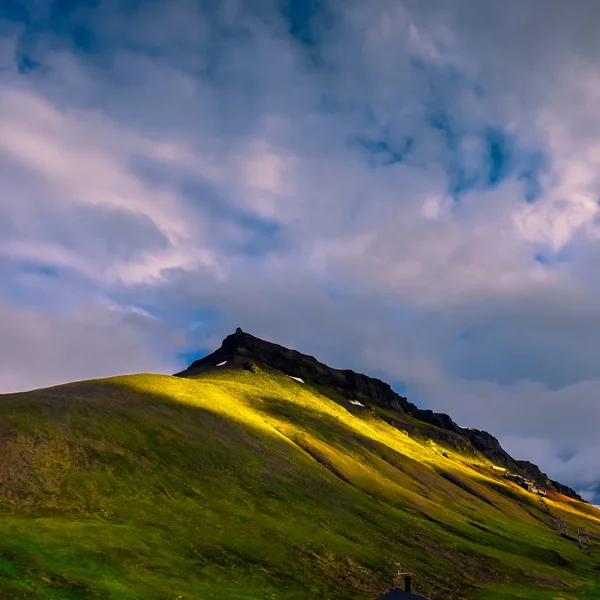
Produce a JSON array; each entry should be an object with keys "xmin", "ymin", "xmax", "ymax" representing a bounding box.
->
[
  {"xmin": 0, "ymin": 295, "xmax": 179, "ymax": 393},
  {"xmin": 233, "ymin": 138, "xmax": 299, "ymax": 219},
  {"xmin": 0, "ymin": 85, "xmax": 226, "ymax": 284}
]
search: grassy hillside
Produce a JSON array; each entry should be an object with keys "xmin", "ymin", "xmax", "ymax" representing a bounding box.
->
[{"xmin": 0, "ymin": 367, "xmax": 599, "ymax": 600}]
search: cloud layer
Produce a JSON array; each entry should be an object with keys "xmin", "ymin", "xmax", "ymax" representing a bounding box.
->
[{"xmin": 2, "ymin": 0, "xmax": 600, "ymax": 501}]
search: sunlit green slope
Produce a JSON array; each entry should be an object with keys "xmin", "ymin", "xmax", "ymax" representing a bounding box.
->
[{"xmin": 1, "ymin": 367, "xmax": 599, "ymax": 600}]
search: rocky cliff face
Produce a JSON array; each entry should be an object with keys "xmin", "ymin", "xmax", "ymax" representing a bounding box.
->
[{"xmin": 177, "ymin": 328, "xmax": 585, "ymax": 502}]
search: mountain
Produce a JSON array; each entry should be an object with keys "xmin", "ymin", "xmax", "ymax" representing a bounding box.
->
[
  {"xmin": 178, "ymin": 328, "xmax": 583, "ymax": 501},
  {"xmin": 0, "ymin": 329, "xmax": 599, "ymax": 600}
]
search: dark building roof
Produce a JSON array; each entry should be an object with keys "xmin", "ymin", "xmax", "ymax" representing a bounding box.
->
[{"xmin": 376, "ymin": 587, "xmax": 427, "ymax": 600}]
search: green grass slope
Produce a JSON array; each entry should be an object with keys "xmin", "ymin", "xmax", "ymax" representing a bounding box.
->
[{"xmin": 0, "ymin": 368, "xmax": 599, "ymax": 600}]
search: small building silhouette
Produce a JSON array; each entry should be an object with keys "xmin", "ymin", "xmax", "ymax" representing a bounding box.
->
[
  {"xmin": 376, "ymin": 575, "xmax": 428, "ymax": 600},
  {"xmin": 376, "ymin": 589, "xmax": 428, "ymax": 600}
]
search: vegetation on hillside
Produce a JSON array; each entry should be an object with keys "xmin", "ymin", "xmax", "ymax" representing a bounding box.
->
[{"xmin": 1, "ymin": 367, "xmax": 599, "ymax": 599}]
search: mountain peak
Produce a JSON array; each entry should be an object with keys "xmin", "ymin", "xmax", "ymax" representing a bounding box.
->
[
  {"xmin": 177, "ymin": 329, "xmax": 585, "ymax": 502},
  {"xmin": 178, "ymin": 328, "xmax": 346, "ymax": 380}
]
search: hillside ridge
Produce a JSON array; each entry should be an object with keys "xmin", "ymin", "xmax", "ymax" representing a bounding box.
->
[
  {"xmin": 2, "ymin": 355, "xmax": 599, "ymax": 598},
  {"xmin": 177, "ymin": 327, "xmax": 584, "ymax": 501}
]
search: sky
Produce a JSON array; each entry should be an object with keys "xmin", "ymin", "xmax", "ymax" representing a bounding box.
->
[{"xmin": 2, "ymin": 0, "xmax": 600, "ymax": 504}]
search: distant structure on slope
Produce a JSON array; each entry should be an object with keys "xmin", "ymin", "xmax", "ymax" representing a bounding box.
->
[
  {"xmin": 555, "ymin": 517, "xmax": 569, "ymax": 537},
  {"xmin": 578, "ymin": 528, "xmax": 591, "ymax": 554},
  {"xmin": 496, "ymin": 468, "xmax": 548, "ymax": 497}
]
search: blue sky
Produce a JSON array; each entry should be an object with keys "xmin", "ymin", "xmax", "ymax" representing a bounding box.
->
[{"xmin": 2, "ymin": 0, "xmax": 600, "ymax": 503}]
